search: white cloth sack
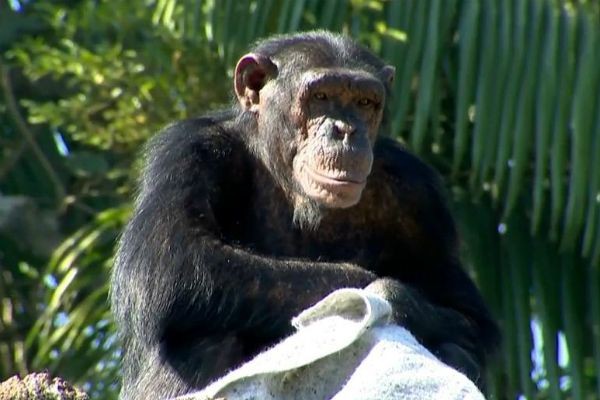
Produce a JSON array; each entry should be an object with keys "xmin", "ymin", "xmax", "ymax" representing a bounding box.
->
[{"xmin": 174, "ymin": 288, "xmax": 485, "ymax": 400}]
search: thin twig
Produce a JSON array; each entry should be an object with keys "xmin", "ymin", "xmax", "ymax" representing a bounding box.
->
[{"xmin": 0, "ymin": 60, "xmax": 66, "ymax": 201}]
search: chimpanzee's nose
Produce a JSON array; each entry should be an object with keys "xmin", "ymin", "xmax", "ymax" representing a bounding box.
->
[{"xmin": 334, "ymin": 120, "xmax": 356, "ymax": 137}]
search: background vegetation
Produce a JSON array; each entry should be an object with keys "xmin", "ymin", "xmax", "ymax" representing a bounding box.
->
[{"xmin": 0, "ymin": 0, "xmax": 599, "ymax": 398}]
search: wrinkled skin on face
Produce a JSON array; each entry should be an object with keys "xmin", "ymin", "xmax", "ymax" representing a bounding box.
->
[
  {"xmin": 235, "ymin": 53, "xmax": 392, "ymax": 216},
  {"xmin": 291, "ymin": 69, "xmax": 385, "ymax": 208}
]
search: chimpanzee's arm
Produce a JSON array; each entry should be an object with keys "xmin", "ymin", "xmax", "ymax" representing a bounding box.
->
[
  {"xmin": 112, "ymin": 119, "xmax": 377, "ymax": 345},
  {"xmin": 369, "ymin": 138, "xmax": 500, "ymax": 385}
]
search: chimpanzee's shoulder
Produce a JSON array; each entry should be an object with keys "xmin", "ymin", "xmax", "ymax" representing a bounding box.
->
[
  {"xmin": 373, "ymin": 136, "xmax": 442, "ymax": 188},
  {"xmin": 148, "ymin": 111, "xmax": 240, "ymax": 156},
  {"xmin": 139, "ymin": 111, "xmax": 250, "ymax": 192}
]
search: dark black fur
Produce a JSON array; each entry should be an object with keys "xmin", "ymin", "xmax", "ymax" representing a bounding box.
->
[{"xmin": 111, "ymin": 32, "xmax": 499, "ymax": 400}]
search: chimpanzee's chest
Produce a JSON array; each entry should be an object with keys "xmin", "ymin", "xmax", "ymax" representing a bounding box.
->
[
  {"xmin": 248, "ymin": 212, "xmax": 385, "ymax": 264},
  {"xmin": 232, "ymin": 188, "xmax": 408, "ymax": 272}
]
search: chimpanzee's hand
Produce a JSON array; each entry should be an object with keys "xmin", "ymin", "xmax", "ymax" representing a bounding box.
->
[{"xmin": 364, "ymin": 277, "xmax": 482, "ymax": 384}]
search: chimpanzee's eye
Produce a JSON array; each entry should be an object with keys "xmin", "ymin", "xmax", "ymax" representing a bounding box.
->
[
  {"xmin": 357, "ymin": 98, "xmax": 373, "ymax": 107},
  {"xmin": 313, "ymin": 92, "xmax": 328, "ymax": 101}
]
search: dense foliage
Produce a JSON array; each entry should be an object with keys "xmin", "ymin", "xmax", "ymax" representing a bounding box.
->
[{"xmin": 0, "ymin": 0, "xmax": 598, "ymax": 398}]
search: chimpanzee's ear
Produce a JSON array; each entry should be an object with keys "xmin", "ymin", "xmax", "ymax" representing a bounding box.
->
[
  {"xmin": 381, "ymin": 65, "xmax": 396, "ymax": 88},
  {"xmin": 234, "ymin": 53, "xmax": 278, "ymax": 112}
]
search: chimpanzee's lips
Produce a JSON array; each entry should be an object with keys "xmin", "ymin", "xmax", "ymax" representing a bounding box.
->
[{"xmin": 305, "ymin": 165, "xmax": 366, "ymax": 187}]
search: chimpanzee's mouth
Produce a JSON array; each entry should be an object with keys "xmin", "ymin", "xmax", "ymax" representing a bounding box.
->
[
  {"xmin": 304, "ymin": 165, "xmax": 366, "ymax": 187},
  {"xmin": 294, "ymin": 162, "xmax": 367, "ymax": 208}
]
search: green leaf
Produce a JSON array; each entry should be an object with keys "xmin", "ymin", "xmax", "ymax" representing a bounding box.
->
[
  {"xmin": 65, "ymin": 151, "xmax": 110, "ymax": 176},
  {"xmin": 581, "ymin": 88, "xmax": 600, "ymax": 256},
  {"xmin": 390, "ymin": 0, "xmax": 426, "ymax": 137},
  {"xmin": 492, "ymin": 0, "xmax": 528, "ymax": 199},
  {"xmin": 453, "ymin": 0, "xmax": 480, "ymax": 175},
  {"xmin": 409, "ymin": 0, "xmax": 442, "ymax": 153},
  {"xmin": 469, "ymin": 0, "xmax": 498, "ymax": 192},
  {"xmin": 503, "ymin": 0, "xmax": 544, "ymax": 218},
  {"xmin": 531, "ymin": 1, "xmax": 559, "ymax": 234},
  {"xmin": 532, "ymin": 238, "xmax": 562, "ymax": 400},
  {"xmin": 561, "ymin": 254, "xmax": 588, "ymax": 399},
  {"xmin": 561, "ymin": 12, "xmax": 599, "ymax": 251},
  {"xmin": 505, "ymin": 214, "xmax": 535, "ymax": 398},
  {"xmin": 550, "ymin": 9, "xmax": 577, "ymax": 240},
  {"xmin": 589, "ymin": 264, "xmax": 600, "ymax": 399}
]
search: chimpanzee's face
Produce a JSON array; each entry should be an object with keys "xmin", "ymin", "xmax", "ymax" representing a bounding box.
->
[
  {"xmin": 288, "ymin": 68, "xmax": 385, "ymax": 209},
  {"xmin": 234, "ymin": 46, "xmax": 393, "ymax": 221}
]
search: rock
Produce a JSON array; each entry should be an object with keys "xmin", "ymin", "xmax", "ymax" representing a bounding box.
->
[{"xmin": 0, "ymin": 372, "xmax": 89, "ymax": 400}]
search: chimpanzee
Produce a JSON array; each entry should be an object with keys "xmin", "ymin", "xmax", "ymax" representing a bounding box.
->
[{"xmin": 111, "ymin": 31, "xmax": 500, "ymax": 400}]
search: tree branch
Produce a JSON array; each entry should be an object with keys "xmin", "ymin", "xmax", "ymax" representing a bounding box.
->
[
  {"xmin": 0, "ymin": 141, "xmax": 27, "ymax": 180},
  {"xmin": 0, "ymin": 60, "xmax": 66, "ymax": 201}
]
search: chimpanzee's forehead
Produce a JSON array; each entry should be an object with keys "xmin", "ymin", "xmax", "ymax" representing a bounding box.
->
[
  {"xmin": 300, "ymin": 68, "xmax": 385, "ymax": 92},
  {"xmin": 278, "ymin": 48, "xmax": 376, "ymax": 71},
  {"xmin": 252, "ymin": 31, "xmax": 385, "ymax": 74}
]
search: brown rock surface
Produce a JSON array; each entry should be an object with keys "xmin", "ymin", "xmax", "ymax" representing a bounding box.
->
[{"xmin": 0, "ymin": 372, "xmax": 88, "ymax": 400}]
